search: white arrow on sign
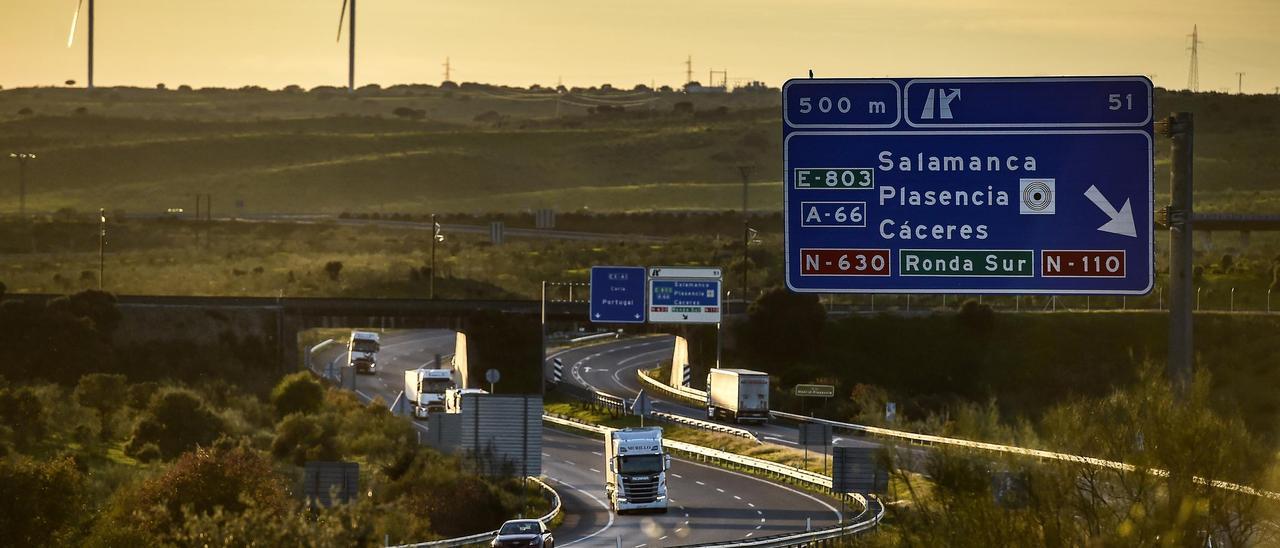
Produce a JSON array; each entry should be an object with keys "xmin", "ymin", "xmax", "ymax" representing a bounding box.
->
[{"xmin": 1084, "ymin": 185, "xmax": 1137, "ymax": 238}]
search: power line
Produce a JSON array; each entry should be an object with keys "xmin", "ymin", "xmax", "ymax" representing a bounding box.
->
[{"xmin": 1186, "ymin": 25, "xmax": 1203, "ymax": 92}]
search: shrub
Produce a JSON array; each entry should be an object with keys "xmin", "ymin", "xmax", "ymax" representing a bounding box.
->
[
  {"xmin": 0, "ymin": 387, "xmax": 46, "ymax": 450},
  {"xmin": 102, "ymin": 446, "xmax": 288, "ymax": 542},
  {"xmin": 270, "ymin": 371, "xmax": 325, "ymax": 418},
  {"xmin": 0, "ymin": 456, "xmax": 85, "ymax": 546},
  {"xmin": 324, "ymin": 261, "xmax": 343, "ymax": 281},
  {"xmin": 126, "ymin": 388, "xmax": 224, "ymax": 460},
  {"xmin": 270, "ymin": 413, "xmax": 339, "ymax": 465}
]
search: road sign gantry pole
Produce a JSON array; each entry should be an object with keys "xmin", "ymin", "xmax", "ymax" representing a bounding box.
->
[
  {"xmin": 1165, "ymin": 112, "xmax": 1195, "ymax": 396},
  {"xmin": 540, "ymin": 280, "xmax": 547, "ymax": 398}
]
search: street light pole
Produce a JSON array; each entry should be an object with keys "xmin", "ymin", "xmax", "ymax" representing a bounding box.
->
[
  {"xmin": 98, "ymin": 208, "xmax": 106, "ymax": 290},
  {"xmin": 737, "ymin": 165, "xmax": 753, "ymax": 302},
  {"xmin": 431, "ymin": 214, "xmax": 437, "ymax": 299},
  {"xmin": 430, "ymin": 214, "xmax": 444, "ymax": 299},
  {"xmin": 8, "ymin": 153, "xmax": 36, "ymax": 217}
]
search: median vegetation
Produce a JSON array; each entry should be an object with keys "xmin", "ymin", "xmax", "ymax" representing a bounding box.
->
[{"xmin": 0, "ymin": 289, "xmax": 544, "ymax": 546}]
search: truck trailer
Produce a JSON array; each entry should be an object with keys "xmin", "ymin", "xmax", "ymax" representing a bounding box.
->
[
  {"xmin": 706, "ymin": 368, "xmax": 770, "ymax": 424},
  {"xmin": 604, "ymin": 427, "xmax": 671, "ymax": 514}
]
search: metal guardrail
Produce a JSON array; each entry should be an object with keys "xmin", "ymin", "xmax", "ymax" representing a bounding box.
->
[
  {"xmin": 674, "ymin": 500, "xmax": 884, "ymax": 548},
  {"xmin": 637, "ymin": 368, "xmax": 1280, "ymax": 501},
  {"xmin": 636, "ymin": 367, "xmax": 708, "ymax": 401},
  {"xmin": 568, "ymin": 331, "xmax": 621, "ymax": 344},
  {"xmin": 391, "ymin": 476, "xmax": 561, "ymax": 548},
  {"xmin": 541, "ymin": 414, "xmax": 883, "ymax": 547},
  {"xmin": 768, "ymin": 410, "xmax": 1280, "ymax": 500},
  {"xmin": 651, "ymin": 410, "xmax": 761, "ymax": 443}
]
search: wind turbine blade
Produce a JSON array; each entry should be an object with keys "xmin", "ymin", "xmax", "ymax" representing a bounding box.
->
[
  {"xmin": 336, "ymin": 0, "xmax": 348, "ymax": 42},
  {"xmin": 67, "ymin": 0, "xmax": 83, "ymax": 48}
]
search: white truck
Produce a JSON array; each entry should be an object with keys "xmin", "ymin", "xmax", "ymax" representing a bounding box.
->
[
  {"xmin": 347, "ymin": 331, "xmax": 380, "ymax": 375},
  {"xmin": 604, "ymin": 427, "xmax": 671, "ymax": 514},
  {"xmin": 404, "ymin": 369, "xmax": 457, "ymax": 420},
  {"xmin": 443, "ymin": 388, "xmax": 488, "ymax": 414},
  {"xmin": 706, "ymin": 368, "xmax": 770, "ymax": 424}
]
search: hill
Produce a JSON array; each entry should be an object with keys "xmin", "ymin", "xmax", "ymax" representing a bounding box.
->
[{"xmin": 0, "ymin": 84, "xmax": 1277, "ymax": 215}]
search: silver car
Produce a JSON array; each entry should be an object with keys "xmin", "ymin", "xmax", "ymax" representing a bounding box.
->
[{"xmin": 491, "ymin": 519, "xmax": 553, "ymax": 548}]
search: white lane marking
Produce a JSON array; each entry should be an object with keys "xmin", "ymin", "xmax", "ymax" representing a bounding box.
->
[
  {"xmin": 591, "ymin": 451, "xmax": 603, "ymax": 456},
  {"xmin": 755, "ymin": 525, "xmax": 762, "ymax": 530},
  {"xmin": 554, "ymin": 476, "xmax": 616, "ymax": 548},
  {"xmin": 677, "ymin": 457, "xmax": 843, "ymax": 521},
  {"xmin": 565, "ymin": 460, "xmax": 576, "ymax": 466},
  {"xmin": 611, "ymin": 348, "xmax": 670, "ymax": 387},
  {"xmin": 756, "ymin": 510, "xmax": 763, "ymax": 515},
  {"xmin": 589, "ymin": 468, "xmax": 601, "ymax": 473},
  {"xmin": 634, "ymin": 544, "xmax": 646, "ymax": 548},
  {"xmin": 733, "ymin": 495, "xmax": 742, "ymax": 500},
  {"xmin": 760, "ymin": 518, "xmax": 767, "ymax": 523},
  {"xmin": 716, "ymin": 488, "xmax": 725, "ymax": 493},
  {"xmin": 659, "ymin": 536, "xmax": 668, "ymax": 541},
  {"xmin": 745, "ymin": 533, "xmax": 754, "ymax": 538},
  {"xmin": 762, "ymin": 435, "xmax": 800, "ymax": 447},
  {"xmin": 670, "ymin": 473, "xmax": 682, "ymax": 479},
  {"xmin": 747, "ymin": 502, "xmax": 755, "ymax": 508},
  {"xmin": 695, "ymin": 481, "xmax": 705, "ymax": 486}
]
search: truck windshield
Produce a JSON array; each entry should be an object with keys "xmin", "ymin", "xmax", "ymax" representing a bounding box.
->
[
  {"xmin": 424, "ymin": 380, "xmax": 454, "ymax": 392},
  {"xmin": 352, "ymin": 340, "xmax": 379, "ymax": 353},
  {"xmin": 618, "ymin": 454, "xmax": 663, "ymax": 474}
]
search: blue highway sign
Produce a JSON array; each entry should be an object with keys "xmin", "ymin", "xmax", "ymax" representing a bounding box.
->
[
  {"xmin": 783, "ymin": 76, "xmax": 1154, "ymax": 294},
  {"xmin": 589, "ymin": 266, "xmax": 646, "ymax": 323}
]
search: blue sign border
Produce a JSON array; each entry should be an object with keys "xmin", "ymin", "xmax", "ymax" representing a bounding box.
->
[
  {"xmin": 589, "ymin": 266, "xmax": 647, "ymax": 323},
  {"xmin": 782, "ymin": 76, "xmax": 1154, "ymax": 295}
]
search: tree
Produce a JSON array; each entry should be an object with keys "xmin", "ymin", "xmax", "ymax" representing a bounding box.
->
[
  {"xmin": 324, "ymin": 261, "xmax": 344, "ymax": 281},
  {"xmin": 0, "ymin": 457, "xmax": 84, "ymax": 546},
  {"xmin": 270, "ymin": 413, "xmax": 340, "ymax": 466},
  {"xmin": 126, "ymin": 388, "xmax": 224, "ymax": 460},
  {"xmin": 47, "ymin": 290, "xmax": 121, "ymax": 339},
  {"xmin": 75, "ymin": 373, "xmax": 128, "ymax": 439},
  {"xmin": 740, "ymin": 287, "xmax": 826, "ymax": 365},
  {"xmin": 99, "ymin": 447, "xmax": 289, "ymax": 543},
  {"xmin": 270, "ymin": 371, "xmax": 325, "ymax": 418},
  {"xmin": 0, "ymin": 387, "xmax": 46, "ymax": 451}
]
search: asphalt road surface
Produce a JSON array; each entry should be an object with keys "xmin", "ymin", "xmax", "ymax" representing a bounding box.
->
[
  {"xmin": 549, "ymin": 335, "xmax": 883, "ymax": 450},
  {"xmin": 312, "ymin": 329, "xmax": 843, "ymax": 547}
]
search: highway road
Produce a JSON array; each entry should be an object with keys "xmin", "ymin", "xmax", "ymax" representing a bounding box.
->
[
  {"xmin": 311, "ymin": 329, "xmax": 844, "ymax": 547},
  {"xmin": 550, "ymin": 335, "xmax": 883, "ymax": 451}
]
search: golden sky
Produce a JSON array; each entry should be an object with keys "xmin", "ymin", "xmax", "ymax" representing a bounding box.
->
[{"xmin": 1, "ymin": 0, "xmax": 1276, "ymax": 93}]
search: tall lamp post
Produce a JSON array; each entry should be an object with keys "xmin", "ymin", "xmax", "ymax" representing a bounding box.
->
[
  {"xmin": 430, "ymin": 214, "xmax": 444, "ymax": 299},
  {"xmin": 98, "ymin": 208, "xmax": 106, "ymax": 290},
  {"xmin": 8, "ymin": 153, "xmax": 36, "ymax": 217},
  {"xmin": 737, "ymin": 165, "xmax": 754, "ymax": 302}
]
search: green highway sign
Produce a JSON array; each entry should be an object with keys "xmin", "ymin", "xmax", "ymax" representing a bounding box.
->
[{"xmin": 793, "ymin": 384, "xmax": 836, "ymax": 397}]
